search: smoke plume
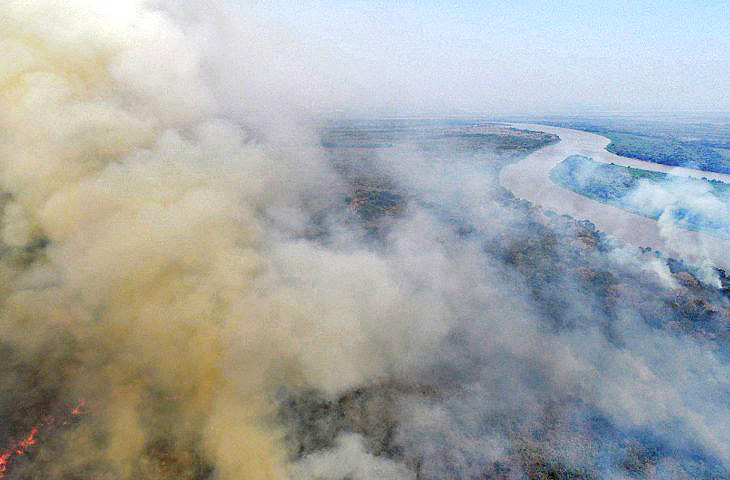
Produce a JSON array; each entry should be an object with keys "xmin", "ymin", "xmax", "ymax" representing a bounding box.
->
[
  {"xmin": 3, "ymin": 1, "xmax": 730, "ymax": 479},
  {"xmin": 0, "ymin": 0, "xmax": 393, "ymax": 477}
]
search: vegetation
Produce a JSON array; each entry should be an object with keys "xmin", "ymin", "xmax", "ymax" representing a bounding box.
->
[
  {"xmin": 532, "ymin": 116, "xmax": 730, "ymax": 174},
  {"xmin": 315, "ymin": 121, "xmax": 730, "ymax": 479},
  {"xmin": 604, "ymin": 131, "xmax": 730, "ymax": 173}
]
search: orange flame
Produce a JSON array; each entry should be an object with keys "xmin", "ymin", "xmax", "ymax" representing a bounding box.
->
[
  {"xmin": 71, "ymin": 400, "xmax": 85, "ymax": 417},
  {"xmin": 0, "ymin": 452, "xmax": 11, "ymax": 477},
  {"xmin": 13, "ymin": 427, "xmax": 39, "ymax": 455},
  {"xmin": 0, "ymin": 402, "xmax": 85, "ymax": 478}
]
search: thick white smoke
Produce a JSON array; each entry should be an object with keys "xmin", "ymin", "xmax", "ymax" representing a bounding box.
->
[{"xmin": 0, "ymin": 0, "xmax": 436, "ymax": 477}]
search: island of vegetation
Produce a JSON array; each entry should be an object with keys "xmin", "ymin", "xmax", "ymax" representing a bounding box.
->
[{"xmin": 550, "ymin": 155, "xmax": 730, "ymax": 238}]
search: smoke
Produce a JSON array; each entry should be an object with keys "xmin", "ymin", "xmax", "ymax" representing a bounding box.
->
[
  {"xmin": 625, "ymin": 176, "xmax": 730, "ymax": 285},
  {"xmin": 0, "ymin": 0, "xmax": 393, "ymax": 477},
  {"xmin": 291, "ymin": 434, "xmax": 414, "ymax": 480},
  {"xmin": 3, "ymin": 1, "xmax": 730, "ymax": 479}
]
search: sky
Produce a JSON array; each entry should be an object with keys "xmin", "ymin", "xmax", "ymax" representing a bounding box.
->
[{"xmin": 250, "ymin": 0, "xmax": 730, "ymax": 115}]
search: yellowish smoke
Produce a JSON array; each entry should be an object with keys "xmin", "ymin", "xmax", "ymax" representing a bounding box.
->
[
  {"xmin": 0, "ymin": 0, "xmax": 438, "ymax": 476},
  {"xmin": 0, "ymin": 1, "xmax": 318, "ymax": 477}
]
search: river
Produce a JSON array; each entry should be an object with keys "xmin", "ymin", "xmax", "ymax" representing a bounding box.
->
[{"xmin": 500, "ymin": 123, "xmax": 730, "ymax": 271}]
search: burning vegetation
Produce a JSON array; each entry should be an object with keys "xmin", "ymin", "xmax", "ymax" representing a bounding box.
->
[{"xmin": 0, "ymin": 402, "xmax": 84, "ymax": 479}]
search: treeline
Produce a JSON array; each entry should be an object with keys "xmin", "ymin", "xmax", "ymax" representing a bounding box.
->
[
  {"xmin": 534, "ymin": 118, "xmax": 730, "ymax": 175},
  {"xmin": 604, "ymin": 132, "xmax": 730, "ymax": 174}
]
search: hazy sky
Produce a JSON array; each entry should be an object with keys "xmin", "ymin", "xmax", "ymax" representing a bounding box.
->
[{"xmin": 252, "ymin": 0, "xmax": 730, "ymax": 115}]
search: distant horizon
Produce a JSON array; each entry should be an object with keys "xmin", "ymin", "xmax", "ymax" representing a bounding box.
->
[
  {"xmin": 319, "ymin": 111, "xmax": 730, "ymax": 120},
  {"xmin": 251, "ymin": 0, "xmax": 730, "ymax": 114}
]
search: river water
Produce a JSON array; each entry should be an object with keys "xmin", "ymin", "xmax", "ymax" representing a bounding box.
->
[{"xmin": 500, "ymin": 123, "xmax": 730, "ymax": 271}]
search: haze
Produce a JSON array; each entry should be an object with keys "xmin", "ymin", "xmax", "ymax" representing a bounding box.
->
[{"xmin": 254, "ymin": 0, "xmax": 730, "ymax": 115}]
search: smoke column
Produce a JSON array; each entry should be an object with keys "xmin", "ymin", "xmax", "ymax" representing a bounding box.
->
[{"xmin": 0, "ymin": 1, "xmax": 404, "ymax": 477}]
